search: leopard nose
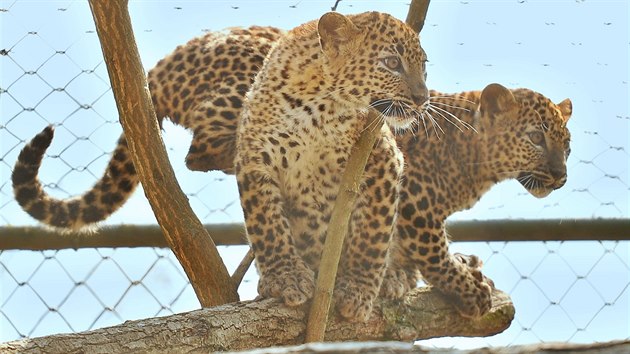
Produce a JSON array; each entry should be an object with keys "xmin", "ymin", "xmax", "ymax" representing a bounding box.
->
[
  {"xmin": 411, "ymin": 81, "xmax": 429, "ymax": 106},
  {"xmin": 412, "ymin": 93, "xmax": 429, "ymax": 106},
  {"xmin": 549, "ymin": 164, "xmax": 566, "ymax": 180}
]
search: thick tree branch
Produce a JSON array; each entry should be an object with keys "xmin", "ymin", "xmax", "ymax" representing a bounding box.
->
[
  {"xmin": 0, "ymin": 288, "xmax": 514, "ymax": 353},
  {"xmin": 87, "ymin": 0, "xmax": 238, "ymax": 306},
  {"xmin": 406, "ymin": 0, "xmax": 431, "ymax": 33},
  {"xmin": 232, "ymin": 340, "xmax": 630, "ymax": 354}
]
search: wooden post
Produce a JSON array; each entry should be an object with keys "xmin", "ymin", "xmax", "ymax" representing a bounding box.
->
[
  {"xmin": 305, "ymin": 0, "xmax": 431, "ymax": 342},
  {"xmin": 87, "ymin": 0, "xmax": 238, "ymax": 307}
]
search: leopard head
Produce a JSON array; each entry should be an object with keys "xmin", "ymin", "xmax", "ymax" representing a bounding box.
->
[
  {"xmin": 479, "ymin": 83, "xmax": 573, "ymax": 198},
  {"xmin": 317, "ymin": 12, "xmax": 429, "ymax": 130}
]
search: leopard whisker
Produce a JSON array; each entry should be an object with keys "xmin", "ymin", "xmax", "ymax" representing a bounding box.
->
[
  {"xmin": 418, "ymin": 111, "xmax": 430, "ymax": 139},
  {"xmin": 400, "ymin": 102, "xmax": 431, "ymax": 139},
  {"xmin": 422, "ymin": 108, "xmax": 445, "ymax": 139},
  {"xmin": 363, "ymin": 104, "xmax": 389, "ymax": 134},
  {"xmin": 430, "ymin": 94, "xmax": 477, "ymax": 105},
  {"xmin": 402, "ymin": 101, "xmax": 439, "ymax": 132},
  {"xmin": 429, "ymin": 103, "xmax": 477, "ymax": 133},
  {"xmin": 427, "ymin": 106, "xmax": 465, "ymax": 133},
  {"xmin": 429, "ymin": 100, "xmax": 471, "ymax": 113}
]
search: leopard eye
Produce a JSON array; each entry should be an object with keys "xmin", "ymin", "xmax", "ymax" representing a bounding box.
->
[
  {"xmin": 382, "ymin": 56, "xmax": 403, "ymax": 72},
  {"xmin": 528, "ymin": 131, "xmax": 545, "ymax": 146}
]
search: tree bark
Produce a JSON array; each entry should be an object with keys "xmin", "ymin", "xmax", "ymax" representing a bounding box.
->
[
  {"xmin": 0, "ymin": 288, "xmax": 514, "ymax": 353},
  {"xmin": 232, "ymin": 340, "xmax": 630, "ymax": 354},
  {"xmin": 406, "ymin": 0, "xmax": 431, "ymax": 33},
  {"xmin": 306, "ymin": 0, "xmax": 433, "ymax": 341},
  {"xmin": 87, "ymin": 0, "xmax": 238, "ymax": 306},
  {"xmin": 306, "ymin": 111, "xmax": 384, "ymax": 341}
]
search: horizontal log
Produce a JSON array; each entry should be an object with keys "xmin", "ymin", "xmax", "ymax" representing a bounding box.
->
[
  {"xmin": 229, "ymin": 340, "xmax": 630, "ymax": 354},
  {"xmin": 1, "ymin": 219, "xmax": 628, "ymax": 250},
  {"xmin": 0, "ymin": 287, "xmax": 514, "ymax": 353}
]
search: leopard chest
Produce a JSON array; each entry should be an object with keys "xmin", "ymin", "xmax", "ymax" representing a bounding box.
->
[
  {"xmin": 278, "ymin": 136, "xmax": 350, "ymax": 209},
  {"xmin": 270, "ymin": 129, "xmax": 356, "ymax": 255}
]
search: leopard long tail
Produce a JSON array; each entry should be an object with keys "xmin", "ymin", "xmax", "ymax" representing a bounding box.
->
[{"xmin": 12, "ymin": 125, "xmax": 138, "ymax": 232}]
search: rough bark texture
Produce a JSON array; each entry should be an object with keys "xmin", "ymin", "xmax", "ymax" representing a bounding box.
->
[
  {"xmin": 0, "ymin": 288, "xmax": 514, "ymax": 353},
  {"xmin": 87, "ymin": 0, "xmax": 238, "ymax": 306},
  {"xmin": 406, "ymin": 0, "xmax": 430, "ymax": 33},
  {"xmin": 229, "ymin": 340, "xmax": 630, "ymax": 354}
]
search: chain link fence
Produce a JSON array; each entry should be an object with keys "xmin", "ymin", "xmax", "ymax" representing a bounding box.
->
[{"xmin": 1, "ymin": 0, "xmax": 628, "ymax": 348}]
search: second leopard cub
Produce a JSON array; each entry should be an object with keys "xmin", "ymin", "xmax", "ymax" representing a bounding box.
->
[{"xmin": 235, "ymin": 11, "xmax": 429, "ymax": 321}]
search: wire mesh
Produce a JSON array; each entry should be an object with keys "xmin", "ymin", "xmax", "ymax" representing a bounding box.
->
[{"xmin": 0, "ymin": 0, "xmax": 628, "ymax": 348}]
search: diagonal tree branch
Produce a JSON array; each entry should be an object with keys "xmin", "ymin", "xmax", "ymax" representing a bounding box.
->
[
  {"xmin": 87, "ymin": 0, "xmax": 238, "ymax": 306},
  {"xmin": 306, "ymin": 0, "xmax": 433, "ymax": 342}
]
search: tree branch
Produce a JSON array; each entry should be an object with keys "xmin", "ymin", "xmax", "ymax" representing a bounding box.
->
[
  {"xmin": 0, "ymin": 288, "xmax": 514, "ymax": 353},
  {"xmin": 306, "ymin": 0, "xmax": 434, "ymax": 341},
  {"xmin": 306, "ymin": 111, "xmax": 384, "ymax": 341},
  {"xmin": 406, "ymin": 0, "xmax": 431, "ymax": 33},
  {"xmin": 87, "ymin": 0, "xmax": 238, "ymax": 306},
  {"xmin": 233, "ymin": 340, "xmax": 630, "ymax": 354}
]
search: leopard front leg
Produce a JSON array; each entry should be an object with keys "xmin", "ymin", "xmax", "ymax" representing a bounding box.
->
[
  {"xmin": 406, "ymin": 224, "xmax": 493, "ymax": 318},
  {"xmin": 184, "ymin": 99, "xmax": 240, "ymax": 174},
  {"xmin": 380, "ymin": 245, "xmax": 421, "ymax": 299},
  {"xmin": 335, "ymin": 134, "xmax": 403, "ymax": 322},
  {"xmin": 236, "ymin": 166, "xmax": 315, "ymax": 306}
]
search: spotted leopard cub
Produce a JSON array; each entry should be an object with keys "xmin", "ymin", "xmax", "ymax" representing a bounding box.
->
[
  {"xmin": 381, "ymin": 83, "xmax": 573, "ymax": 317},
  {"xmin": 236, "ymin": 12, "xmax": 429, "ymax": 322}
]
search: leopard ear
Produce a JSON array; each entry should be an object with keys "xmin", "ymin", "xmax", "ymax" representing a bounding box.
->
[
  {"xmin": 557, "ymin": 98, "xmax": 573, "ymax": 123},
  {"xmin": 479, "ymin": 83, "xmax": 517, "ymax": 116},
  {"xmin": 318, "ymin": 12, "xmax": 361, "ymax": 58}
]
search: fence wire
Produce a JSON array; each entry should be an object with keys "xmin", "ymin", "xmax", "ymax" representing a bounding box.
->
[{"xmin": 0, "ymin": 0, "xmax": 628, "ymax": 348}]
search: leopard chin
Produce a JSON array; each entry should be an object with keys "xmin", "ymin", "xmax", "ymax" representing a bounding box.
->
[
  {"xmin": 518, "ymin": 172, "xmax": 557, "ymax": 198},
  {"xmin": 370, "ymin": 101, "xmax": 418, "ymax": 130},
  {"xmin": 527, "ymin": 186, "xmax": 554, "ymax": 199},
  {"xmin": 385, "ymin": 115, "xmax": 416, "ymax": 130}
]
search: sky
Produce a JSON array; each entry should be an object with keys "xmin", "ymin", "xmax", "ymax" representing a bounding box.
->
[{"xmin": 0, "ymin": 0, "xmax": 628, "ymax": 348}]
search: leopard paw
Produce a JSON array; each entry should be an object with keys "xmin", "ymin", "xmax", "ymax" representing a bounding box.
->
[
  {"xmin": 457, "ymin": 277, "xmax": 493, "ymax": 318},
  {"xmin": 443, "ymin": 273, "xmax": 494, "ymax": 318},
  {"xmin": 380, "ymin": 267, "xmax": 418, "ymax": 299},
  {"xmin": 257, "ymin": 265, "xmax": 315, "ymax": 307},
  {"xmin": 454, "ymin": 252, "xmax": 483, "ymax": 269},
  {"xmin": 334, "ymin": 277, "xmax": 377, "ymax": 322},
  {"xmin": 185, "ymin": 151, "xmax": 233, "ymax": 173},
  {"xmin": 454, "ymin": 252, "xmax": 495, "ymax": 289}
]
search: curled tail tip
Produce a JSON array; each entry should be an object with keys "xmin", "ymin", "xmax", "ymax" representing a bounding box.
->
[
  {"xmin": 13, "ymin": 125, "xmax": 54, "ymax": 173},
  {"xmin": 34, "ymin": 125, "xmax": 55, "ymax": 149}
]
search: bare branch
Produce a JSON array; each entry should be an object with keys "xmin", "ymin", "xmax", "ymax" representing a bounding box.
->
[
  {"xmin": 87, "ymin": 0, "xmax": 238, "ymax": 306},
  {"xmin": 306, "ymin": 111, "xmax": 384, "ymax": 342},
  {"xmin": 406, "ymin": 0, "xmax": 431, "ymax": 34},
  {"xmin": 306, "ymin": 1, "xmax": 434, "ymax": 341},
  {"xmin": 232, "ymin": 249, "xmax": 255, "ymax": 287},
  {"xmin": 1, "ymin": 288, "xmax": 514, "ymax": 353}
]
